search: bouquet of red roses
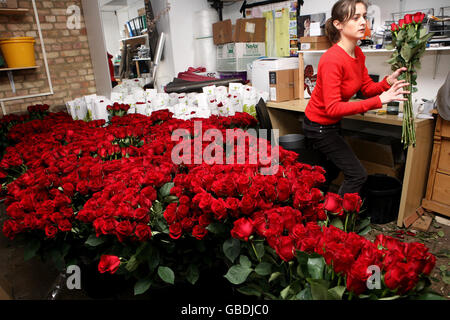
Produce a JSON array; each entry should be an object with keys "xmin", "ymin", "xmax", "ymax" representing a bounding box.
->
[
  {"xmin": 107, "ymin": 103, "xmax": 131, "ymax": 118},
  {"xmin": 387, "ymin": 12, "xmax": 432, "ymax": 147}
]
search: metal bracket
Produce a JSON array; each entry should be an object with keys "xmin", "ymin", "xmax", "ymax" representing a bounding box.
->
[{"xmin": 7, "ymin": 71, "xmax": 15, "ymax": 94}]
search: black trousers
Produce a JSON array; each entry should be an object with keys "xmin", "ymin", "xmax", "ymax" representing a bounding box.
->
[{"xmin": 302, "ymin": 116, "xmax": 368, "ymax": 196}]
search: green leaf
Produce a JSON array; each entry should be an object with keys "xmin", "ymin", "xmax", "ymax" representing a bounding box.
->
[
  {"xmin": 186, "ymin": 264, "xmax": 200, "ymax": 285},
  {"xmin": 307, "ymin": 257, "xmax": 325, "ymax": 280},
  {"xmin": 151, "ymin": 201, "xmax": 163, "ymax": 215},
  {"xmin": 357, "ymin": 217, "xmax": 371, "ymax": 232},
  {"xmin": 84, "ymin": 234, "xmax": 105, "ymax": 247},
  {"xmin": 134, "ymin": 277, "xmax": 152, "ymax": 295},
  {"xmin": 254, "ymin": 242, "xmax": 265, "ymax": 259},
  {"xmin": 379, "ymin": 295, "xmax": 401, "ymax": 300},
  {"xmin": 307, "ymin": 279, "xmax": 330, "ymax": 300},
  {"xmin": 407, "ymin": 26, "xmax": 416, "ymax": 39},
  {"xmin": 145, "ymin": 245, "xmax": 160, "ymax": 271},
  {"xmin": 385, "ymin": 44, "xmax": 394, "ymax": 50},
  {"xmin": 397, "ymin": 29, "xmax": 405, "ymax": 42},
  {"xmin": 280, "ymin": 285, "xmax": 291, "ymax": 299},
  {"xmin": 206, "ymin": 222, "xmax": 228, "ymax": 234},
  {"xmin": 126, "ymin": 255, "xmax": 139, "ymax": 272},
  {"xmin": 224, "ymin": 265, "xmax": 253, "ymax": 285},
  {"xmin": 239, "ymin": 255, "xmax": 252, "ymax": 268},
  {"xmin": 438, "ymin": 231, "xmax": 445, "ymax": 237},
  {"xmin": 296, "ymin": 287, "xmax": 313, "ymax": 300},
  {"xmin": 414, "ymin": 292, "xmax": 447, "ymax": 300},
  {"xmin": 439, "ymin": 265, "xmax": 447, "ymax": 272},
  {"xmin": 24, "ymin": 241, "xmax": 40, "ymax": 261},
  {"xmin": 330, "ymin": 218, "xmax": 344, "ymax": 230},
  {"xmin": 419, "ymin": 27, "xmax": 428, "ymax": 38},
  {"xmin": 255, "ymin": 262, "xmax": 272, "ymax": 276},
  {"xmin": 269, "ymin": 272, "xmax": 282, "ymax": 283},
  {"xmin": 327, "ymin": 286, "xmax": 346, "ymax": 300},
  {"xmin": 223, "ymin": 238, "xmax": 240, "ymax": 263},
  {"xmin": 159, "ymin": 182, "xmax": 174, "ymax": 198},
  {"xmin": 50, "ymin": 249, "xmax": 65, "ymax": 271},
  {"xmin": 401, "ymin": 45, "xmax": 413, "ymax": 62},
  {"xmin": 158, "ymin": 266, "xmax": 175, "ymax": 284},
  {"xmin": 237, "ymin": 286, "xmax": 262, "ymax": 297},
  {"xmin": 358, "ymin": 225, "xmax": 372, "ymax": 236}
]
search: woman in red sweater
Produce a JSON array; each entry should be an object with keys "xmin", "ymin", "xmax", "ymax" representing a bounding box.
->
[{"xmin": 303, "ymin": 0, "xmax": 410, "ymax": 196}]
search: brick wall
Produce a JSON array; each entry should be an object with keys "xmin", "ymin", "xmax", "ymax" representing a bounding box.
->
[{"xmin": 0, "ymin": 0, "xmax": 97, "ymax": 115}]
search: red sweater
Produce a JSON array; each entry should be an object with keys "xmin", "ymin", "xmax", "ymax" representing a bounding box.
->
[{"xmin": 305, "ymin": 44, "xmax": 391, "ymax": 125}]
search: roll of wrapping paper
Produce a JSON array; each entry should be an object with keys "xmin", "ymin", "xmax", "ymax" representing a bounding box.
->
[{"xmin": 164, "ymin": 78, "xmax": 245, "ymax": 93}]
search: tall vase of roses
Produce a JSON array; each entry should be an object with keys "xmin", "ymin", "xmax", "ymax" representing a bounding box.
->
[{"xmin": 387, "ymin": 12, "xmax": 432, "ymax": 148}]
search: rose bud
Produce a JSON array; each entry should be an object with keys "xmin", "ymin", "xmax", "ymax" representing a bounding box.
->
[
  {"xmin": 390, "ymin": 23, "xmax": 399, "ymax": 32},
  {"xmin": 398, "ymin": 19, "xmax": 405, "ymax": 28},
  {"xmin": 98, "ymin": 255, "xmax": 121, "ymax": 274},
  {"xmin": 230, "ymin": 217, "xmax": 254, "ymax": 241},
  {"xmin": 404, "ymin": 14, "xmax": 413, "ymax": 25}
]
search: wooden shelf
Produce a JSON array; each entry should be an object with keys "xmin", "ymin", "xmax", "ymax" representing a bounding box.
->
[
  {"xmin": 0, "ymin": 66, "xmax": 39, "ymax": 72},
  {"xmin": 0, "ymin": 8, "xmax": 29, "ymax": 15}
]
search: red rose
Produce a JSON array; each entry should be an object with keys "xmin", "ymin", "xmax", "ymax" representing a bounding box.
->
[
  {"xmin": 342, "ymin": 193, "xmax": 362, "ymax": 213},
  {"xmin": 239, "ymin": 194, "xmax": 256, "ymax": 215},
  {"xmin": 276, "ymin": 177, "xmax": 291, "ymax": 202},
  {"xmin": 61, "ymin": 183, "xmax": 75, "ymax": 198},
  {"xmin": 135, "ymin": 224, "xmax": 152, "ymax": 241},
  {"xmin": 98, "ymin": 255, "xmax": 121, "ymax": 274},
  {"xmin": 57, "ymin": 219, "xmax": 72, "ymax": 232},
  {"xmin": 2, "ymin": 220, "xmax": 21, "ymax": 240},
  {"xmin": 323, "ymin": 193, "xmax": 343, "ymax": 215},
  {"xmin": 192, "ymin": 225, "xmax": 208, "ymax": 240},
  {"xmin": 275, "ymin": 236, "xmax": 295, "ymax": 262},
  {"xmin": 225, "ymin": 197, "xmax": 240, "ymax": 217},
  {"xmin": 116, "ymin": 220, "xmax": 135, "ymax": 242},
  {"xmin": 391, "ymin": 23, "xmax": 399, "ymax": 32},
  {"xmin": 422, "ymin": 254, "xmax": 436, "ymax": 275},
  {"xmin": 169, "ymin": 222, "xmax": 183, "ymax": 239},
  {"xmin": 398, "ymin": 19, "xmax": 405, "ymax": 28},
  {"xmin": 413, "ymin": 12, "xmax": 425, "ymax": 24},
  {"xmin": 164, "ymin": 203, "xmax": 177, "ymax": 225},
  {"xmin": 45, "ymin": 225, "xmax": 58, "ymax": 238},
  {"xmin": 404, "ymin": 14, "xmax": 413, "ymax": 25},
  {"xmin": 230, "ymin": 217, "xmax": 254, "ymax": 241},
  {"xmin": 198, "ymin": 213, "xmax": 212, "ymax": 227},
  {"xmin": 211, "ymin": 198, "xmax": 228, "ymax": 220},
  {"xmin": 134, "ymin": 208, "xmax": 150, "ymax": 223}
]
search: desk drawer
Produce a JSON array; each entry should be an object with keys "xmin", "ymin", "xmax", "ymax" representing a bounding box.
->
[
  {"xmin": 432, "ymin": 172, "xmax": 450, "ymax": 206},
  {"xmin": 438, "ymin": 139, "xmax": 450, "ymax": 174}
]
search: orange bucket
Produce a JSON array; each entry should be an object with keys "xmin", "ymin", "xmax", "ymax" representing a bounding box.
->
[{"xmin": 0, "ymin": 37, "xmax": 36, "ymax": 68}]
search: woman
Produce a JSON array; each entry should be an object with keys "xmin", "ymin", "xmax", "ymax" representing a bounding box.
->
[{"xmin": 303, "ymin": 0, "xmax": 410, "ymax": 196}]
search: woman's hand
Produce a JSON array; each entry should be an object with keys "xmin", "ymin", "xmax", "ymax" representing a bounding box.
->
[
  {"xmin": 379, "ymin": 80, "xmax": 410, "ymax": 105},
  {"xmin": 387, "ymin": 67, "xmax": 408, "ymax": 85}
]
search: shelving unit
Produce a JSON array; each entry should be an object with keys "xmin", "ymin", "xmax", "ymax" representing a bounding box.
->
[{"xmin": 0, "ymin": 0, "xmax": 53, "ymax": 116}]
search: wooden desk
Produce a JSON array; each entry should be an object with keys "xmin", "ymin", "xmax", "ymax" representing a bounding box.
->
[{"xmin": 266, "ymin": 99, "xmax": 435, "ymax": 227}]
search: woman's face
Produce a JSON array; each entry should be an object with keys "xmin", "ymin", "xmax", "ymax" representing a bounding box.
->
[{"xmin": 334, "ymin": 3, "xmax": 367, "ymax": 40}]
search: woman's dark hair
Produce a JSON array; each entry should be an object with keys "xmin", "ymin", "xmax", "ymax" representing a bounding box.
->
[{"xmin": 325, "ymin": 0, "xmax": 368, "ymax": 44}]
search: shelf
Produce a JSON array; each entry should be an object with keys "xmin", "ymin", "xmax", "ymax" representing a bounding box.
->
[
  {"xmin": 133, "ymin": 58, "xmax": 151, "ymax": 61},
  {"xmin": 120, "ymin": 34, "xmax": 147, "ymax": 42},
  {"xmin": 0, "ymin": 66, "xmax": 39, "ymax": 94},
  {"xmin": 298, "ymin": 46, "xmax": 450, "ymax": 54},
  {"xmin": 0, "ymin": 8, "xmax": 29, "ymax": 15},
  {"xmin": 0, "ymin": 66, "xmax": 39, "ymax": 72}
]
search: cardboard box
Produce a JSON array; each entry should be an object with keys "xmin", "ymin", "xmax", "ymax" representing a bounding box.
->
[
  {"xmin": 213, "ymin": 18, "xmax": 266, "ymax": 45},
  {"xmin": 269, "ymin": 69, "xmax": 300, "ymax": 102},
  {"xmin": 300, "ymin": 36, "xmax": 331, "ymax": 51},
  {"xmin": 138, "ymin": 8, "xmax": 146, "ymax": 16},
  {"xmin": 213, "ymin": 20, "xmax": 234, "ymax": 45},
  {"xmin": 252, "ymin": 57, "xmax": 299, "ymax": 94},
  {"xmin": 216, "ymin": 42, "xmax": 266, "ymax": 72}
]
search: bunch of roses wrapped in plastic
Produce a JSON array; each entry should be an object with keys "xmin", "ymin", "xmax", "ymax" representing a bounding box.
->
[{"xmin": 0, "ymin": 106, "xmax": 441, "ymax": 300}]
